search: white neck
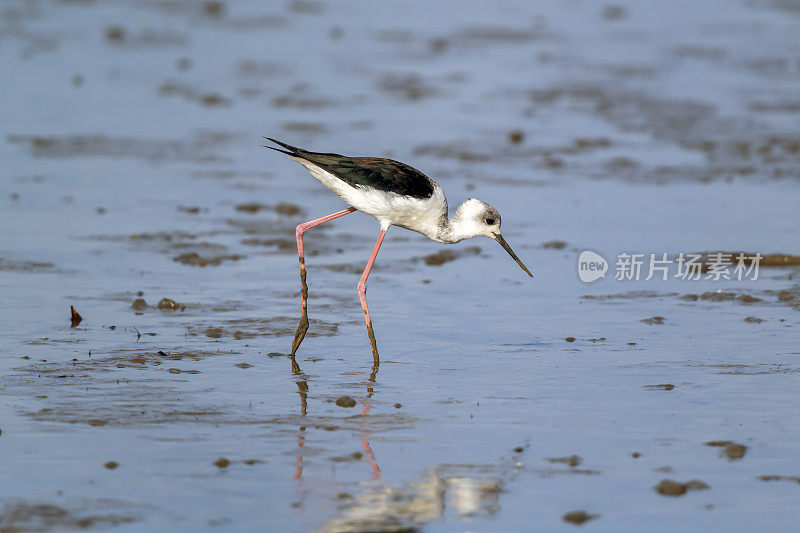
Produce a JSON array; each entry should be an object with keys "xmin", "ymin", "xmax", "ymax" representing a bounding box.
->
[{"xmin": 436, "ymin": 201, "xmax": 480, "ymax": 243}]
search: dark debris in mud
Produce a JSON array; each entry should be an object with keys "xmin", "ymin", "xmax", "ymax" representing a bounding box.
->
[
  {"xmin": 271, "ymin": 85, "xmax": 337, "ymax": 109},
  {"xmin": 584, "ymin": 285, "xmax": 800, "ymax": 313},
  {"xmin": 644, "ymin": 383, "xmax": 675, "ymax": 391},
  {"xmin": 235, "ymin": 201, "xmax": 303, "ymax": 216},
  {"xmin": 144, "ymin": 0, "xmax": 286, "ymax": 29},
  {"xmin": 69, "ymin": 305, "xmax": 82, "ymax": 327},
  {"xmin": 329, "ymin": 451, "xmax": 363, "ymax": 463},
  {"xmin": 419, "ymin": 246, "xmax": 481, "ymax": 266},
  {"xmin": 173, "ymin": 252, "xmax": 243, "ymax": 267},
  {"xmin": 692, "ymin": 252, "xmax": 800, "ymax": 269},
  {"xmin": 178, "ymin": 205, "xmax": 204, "ymax": 214},
  {"xmin": 0, "ymin": 257, "xmax": 58, "ymax": 273},
  {"xmin": 128, "ymin": 230, "xmax": 198, "ymax": 243},
  {"xmin": 103, "ymin": 25, "xmax": 187, "ymax": 47},
  {"xmin": 192, "ymin": 169, "xmax": 273, "ymax": 181},
  {"xmin": 108, "ymin": 229, "xmax": 255, "ymax": 268},
  {"xmin": 654, "ymin": 478, "xmax": 710, "ymax": 497},
  {"xmin": 582, "ymin": 291, "xmax": 674, "ymax": 301},
  {"xmin": 547, "ymin": 455, "xmax": 582, "ymax": 467},
  {"xmin": 541, "ymin": 240, "xmax": 567, "ymax": 250},
  {"xmin": 705, "ymin": 440, "xmax": 748, "ymax": 460},
  {"xmin": 698, "ymin": 291, "xmax": 762, "ymax": 303},
  {"xmin": 696, "ymin": 363, "xmax": 800, "ymax": 376},
  {"xmin": 413, "ymin": 134, "xmax": 612, "ymax": 172},
  {"xmin": 378, "ymin": 72, "xmax": 439, "ymax": 101},
  {"xmin": 0, "ymin": 502, "xmax": 137, "ymax": 531},
  {"xmin": 188, "ymin": 316, "xmax": 338, "ymax": 340},
  {"xmin": 419, "ymin": 20, "xmax": 552, "ymax": 57},
  {"xmin": 758, "ymin": 474, "xmax": 800, "ymax": 484},
  {"xmin": 7, "ymin": 131, "xmax": 238, "ymax": 162},
  {"xmin": 282, "ymin": 120, "xmax": 327, "ymax": 133},
  {"xmin": 534, "ymin": 467, "xmax": 601, "ymax": 477},
  {"xmin": 335, "ymin": 396, "xmax": 357, "ymax": 408},
  {"xmin": 156, "ymin": 298, "xmax": 181, "ymax": 311},
  {"xmin": 563, "ymin": 510, "xmax": 599, "ymax": 525},
  {"xmin": 240, "ymin": 237, "xmax": 297, "ymax": 252},
  {"xmin": 507, "ymin": 130, "xmax": 525, "ymax": 144},
  {"xmin": 19, "ymin": 349, "xmax": 235, "ymax": 376},
  {"xmin": 158, "ymin": 80, "xmax": 232, "ymax": 108},
  {"xmin": 525, "ymin": 85, "xmax": 800, "ymax": 183}
]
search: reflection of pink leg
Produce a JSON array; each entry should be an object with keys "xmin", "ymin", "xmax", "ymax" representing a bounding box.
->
[
  {"xmin": 293, "ymin": 430, "xmax": 305, "ymax": 481},
  {"xmin": 291, "ymin": 207, "xmax": 357, "ymax": 355},
  {"xmin": 357, "ymin": 229, "xmax": 386, "ymax": 362},
  {"xmin": 361, "ymin": 436, "xmax": 382, "ymax": 480}
]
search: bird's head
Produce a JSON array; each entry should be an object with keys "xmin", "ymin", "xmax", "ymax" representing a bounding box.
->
[{"xmin": 452, "ymin": 198, "xmax": 533, "ymax": 277}]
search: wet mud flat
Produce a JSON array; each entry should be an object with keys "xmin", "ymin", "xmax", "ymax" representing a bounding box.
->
[{"xmin": 2, "ymin": 0, "xmax": 800, "ymax": 531}]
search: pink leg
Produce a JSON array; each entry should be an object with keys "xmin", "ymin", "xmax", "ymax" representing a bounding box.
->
[
  {"xmin": 291, "ymin": 207, "xmax": 357, "ymax": 355},
  {"xmin": 358, "ymin": 229, "xmax": 387, "ymax": 362}
]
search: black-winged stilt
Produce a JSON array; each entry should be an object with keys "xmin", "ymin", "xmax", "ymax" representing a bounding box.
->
[{"xmin": 266, "ymin": 138, "xmax": 532, "ymax": 361}]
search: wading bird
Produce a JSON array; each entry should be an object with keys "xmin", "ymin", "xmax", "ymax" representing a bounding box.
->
[{"xmin": 266, "ymin": 138, "xmax": 532, "ymax": 362}]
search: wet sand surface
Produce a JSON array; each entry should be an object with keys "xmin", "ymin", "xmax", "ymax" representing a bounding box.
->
[{"xmin": 1, "ymin": 0, "xmax": 799, "ymax": 531}]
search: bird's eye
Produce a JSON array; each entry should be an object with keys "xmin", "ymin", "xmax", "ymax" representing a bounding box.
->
[{"xmin": 486, "ymin": 218, "xmax": 495, "ymax": 225}]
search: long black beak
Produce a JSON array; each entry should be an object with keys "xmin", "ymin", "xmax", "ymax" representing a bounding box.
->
[{"xmin": 494, "ymin": 234, "xmax": 533, "ymax": 277}]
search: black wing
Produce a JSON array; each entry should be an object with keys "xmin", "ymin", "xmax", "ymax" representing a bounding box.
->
[{"xmin": 265, "ymin": 138, "xmax": 435, "ymax": 200}]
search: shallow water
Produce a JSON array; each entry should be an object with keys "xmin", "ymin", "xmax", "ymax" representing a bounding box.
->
[{"xmin": 1, "ymin": 0, "xmax": 799, "ymax": 531}]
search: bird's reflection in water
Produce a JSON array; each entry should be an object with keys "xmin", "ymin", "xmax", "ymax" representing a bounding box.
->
[
  {"xmin": 290, "ymin": 356, "xmax": 382, "ymax": 492},
  {"xmin": 359, "ymin": 362, "xmax": 381, "ymax": 480},
  {"xmin": 288, "ymin": 355, "xmax": 509, "ymax": 531},
  {"xmin": 317, "ymin": 467, "xmax": 504, "ymax": 532},
  {"xmin": 291, "ymin": 356, "xmax": 308, "ymax": 482}
]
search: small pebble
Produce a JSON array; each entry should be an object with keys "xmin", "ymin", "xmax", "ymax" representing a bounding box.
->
[
  {"xmin": 654, "ymin": 478, "xmax": 709, "ymax": 497},
  {"xmin": 105, "ymin": 26, "xmax": 125, "ymax": 42},
  {"xmin": 654, "ymin": 479, "xmax": 686, "ymax": 496},
  {"xmin": 723, "ymin": 443, "xmax": 747, "ymax": 460},
  {"xmin": 508, "ymin": 130, "xmax": 525, "ymax": 144},
  {"xmin": 156, "ymin": 298, "xmax": 178, "ymax": 310},
  {"xmin": 562, "ymin": 510, "xmax": 597, "ymax": 525},
  {"xmin": 335, "ymin": 396, "xmax": 356, "ymax": 408}
]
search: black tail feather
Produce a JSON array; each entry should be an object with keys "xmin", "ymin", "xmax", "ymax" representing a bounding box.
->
[
  {"xmin": 262, "ymin": 145, "xmax": 294, "ymax": 156},
  {"xmin": 263, "ymin": 137, "xmax": 305, "ymax": 156}
]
